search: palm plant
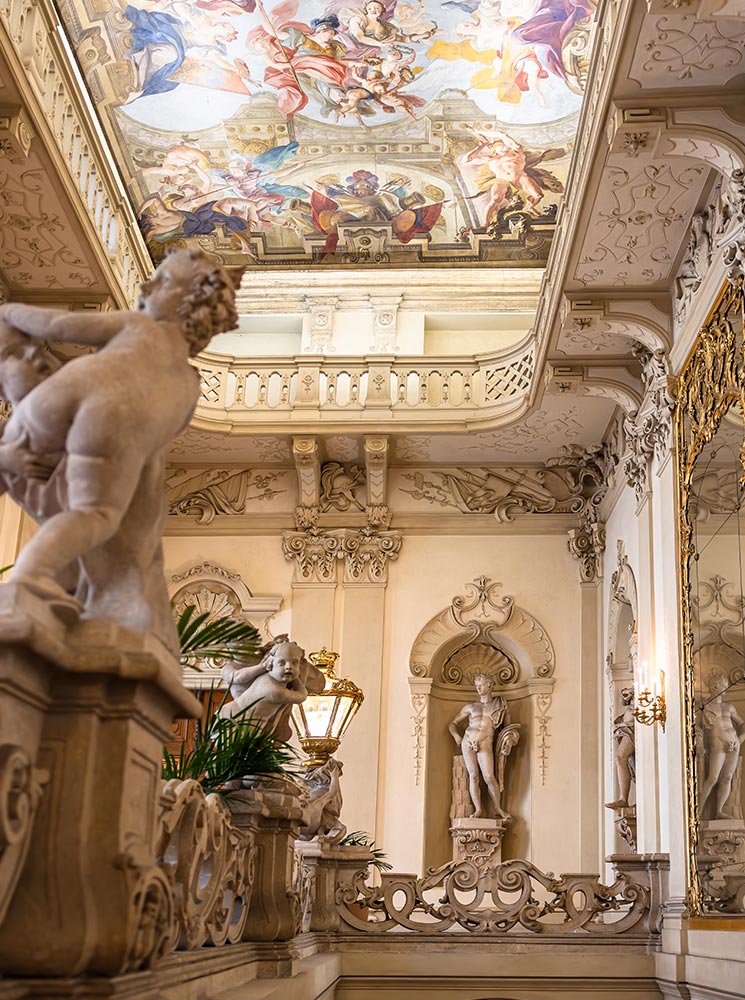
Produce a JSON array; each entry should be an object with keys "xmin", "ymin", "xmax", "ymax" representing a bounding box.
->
[
  {"xmin": 162, "ymin": 685, "xmax": 296, "ymax": 794},
  {"xmin": 338, "ymin": 831, "xmax": 392, "ymax": 873}
]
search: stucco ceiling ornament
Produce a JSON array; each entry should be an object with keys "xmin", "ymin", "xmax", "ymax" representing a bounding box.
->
[
  {"xmin": 541, "ymin": 445, "xmax": 609, "ymax": 582},
  {"xmin": 166, "ymin": 467, "xmax": 287, "ymax": 524},
  {"xmin": 319, "ymin": 462, "xmax": 366, "ymax": 514},
  {"xmin": 621, "ymin": 344, "xmax": 676, "ymax": 502}
]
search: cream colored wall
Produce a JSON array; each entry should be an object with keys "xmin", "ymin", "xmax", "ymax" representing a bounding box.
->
[{"xmin": 163, "ymin": 529, "xmax": 589, "ymax": 878}]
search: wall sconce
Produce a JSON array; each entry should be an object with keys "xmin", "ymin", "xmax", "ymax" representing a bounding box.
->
[
  {"xmin": 291, "ymin": 648, "xmax": 364, "ymax": 767},
  {"xmin": 634, "ymin": 660, "xmax": 666, "ymax": 731}
]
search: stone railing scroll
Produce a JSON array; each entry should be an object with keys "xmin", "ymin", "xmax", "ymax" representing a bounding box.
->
[
  {"xmin": 336, "ymin": 858, "xmax": 653, "ymax": 936},
  {"xmin": 158, "ymin": 779, "xmax": 255, "ymax": 950}
]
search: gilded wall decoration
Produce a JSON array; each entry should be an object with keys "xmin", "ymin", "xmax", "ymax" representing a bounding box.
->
[
  {"xmin": 56, "ymin": 0, "xmax": 598, "ymax": 270},
  {"xmin": 675, "ymin": 276, "xmax": 745, "ymax": 916}
]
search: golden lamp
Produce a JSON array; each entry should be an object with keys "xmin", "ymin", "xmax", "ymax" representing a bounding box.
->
[{"xmin": 291, "ymin": 648, "xmax": 364, "ymax": 767}]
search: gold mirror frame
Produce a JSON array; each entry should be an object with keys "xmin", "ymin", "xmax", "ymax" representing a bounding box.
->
[{"xmin": 675, "ymin": 277, "xmax": 745, "ymax": 916}]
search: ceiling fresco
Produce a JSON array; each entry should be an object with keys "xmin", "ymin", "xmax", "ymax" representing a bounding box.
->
[{"xmin": 59, "ymin": 0, "xmax": 597, "ymax": 270}]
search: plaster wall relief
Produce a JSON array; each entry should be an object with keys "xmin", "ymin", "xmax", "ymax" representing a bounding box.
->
[
  {"xmin": 166, "ymin": 467, "xmax": 290, "ymax": 523},
  {"xmin": 630, "ymin": 10, "xmax": 745, "ymax": 87},
  {"xmin": 605, "ymin": 541, "xmax": 639, "ymax": 853},
  {"xmin": 574, "ymin": 160, "xmax": 708, "ymax": 288},
  {"xmin": 169, "ymin": 560, "xmax": 283, "ymax": 688},
  {"xmin": 407, "ymin": 576, "xmax": 555, "ymax": 870}
]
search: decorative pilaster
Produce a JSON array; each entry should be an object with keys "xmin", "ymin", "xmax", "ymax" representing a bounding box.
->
[
  {"xmin": 281, "ymin": 527, "xmax": 402, "ymax": 585},
  {"xmin": 369, "ymin": 295, "xmax": 401, "ymax": 353}
]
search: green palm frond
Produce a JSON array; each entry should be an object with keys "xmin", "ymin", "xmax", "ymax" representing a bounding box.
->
[
  {"xmin": 162, "ymin": 685, "xmax": 297, "ymax": 793},
  {"xmin": 176, "ymin": 604, "xmax": 261, "ymax": 666},
  {"xmin": 338, "ymin": 830, "xmax": 392, "ymax": 872}
]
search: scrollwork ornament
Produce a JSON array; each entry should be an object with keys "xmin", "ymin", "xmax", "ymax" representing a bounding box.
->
[
  {"xmin": 335, "ymin": 858, "xmax": 649, "ymax": 936},
  {"xmin": 675, "ymin": 277, "xmax": 745, "ymax": 916},
  {"xmin": 0, "ymin": 744, "xmax": 47, "ymax": 923}
]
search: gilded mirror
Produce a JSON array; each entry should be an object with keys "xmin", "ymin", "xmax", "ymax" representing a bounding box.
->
[{"xmin": 677, "ymin": 278, "xmax": 745, "ymax": 916}]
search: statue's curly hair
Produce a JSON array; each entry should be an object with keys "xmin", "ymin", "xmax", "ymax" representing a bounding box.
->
[{"xmin": 166, "ymin": 248, "xmax": 242, "ymax": 356}]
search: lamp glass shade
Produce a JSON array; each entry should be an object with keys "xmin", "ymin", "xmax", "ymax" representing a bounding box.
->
[{"xmin": 291, "ymin": 649, "xmax": 364, "ymax": 767}]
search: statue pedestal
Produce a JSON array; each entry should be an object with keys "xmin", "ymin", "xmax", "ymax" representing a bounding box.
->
[
  {"xmin": 0, "ymin": 584, "xmax": 200, "ymax": 976},
  {"xmin": 450, "ymin": 817, "xmax": 508, "ymax": 872},
  {"xmin": 699, "ymin": 818, "xmax": 745, "ymax": 866},
  {"xmin": 295, "ymin": 840, "xmax": 374, "ymax": 932},
  {"xmin": 605, "ymin": 803, "xmax": 637, "ymax": 852},
  {"xmin": 227, "ymin": 776, "xmax": 310, "ymax": 942}
]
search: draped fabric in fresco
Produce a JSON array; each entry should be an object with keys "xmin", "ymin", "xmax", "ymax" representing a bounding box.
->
[{"xmin": 59, "ymin": 0, "xmax": 597, "ymax": 269}]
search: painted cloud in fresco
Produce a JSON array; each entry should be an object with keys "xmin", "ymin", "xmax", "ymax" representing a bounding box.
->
[{"xmin": 58, "ymin": 0, "xmax": 597, "ymax": 268}]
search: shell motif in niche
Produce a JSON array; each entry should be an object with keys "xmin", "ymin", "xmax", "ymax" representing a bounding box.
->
[
  {"xmin": 172, "ymin": 582, "xmax": 242, "ymax": 623},
  {"xmin": 441, "ymin": 642, "xmax": 519, "ymax": 687}
]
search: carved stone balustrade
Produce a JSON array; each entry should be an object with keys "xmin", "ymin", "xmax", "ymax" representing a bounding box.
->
[
  {"xmin": 158, "ymin": 779, "xmax": 255, "ymax": 950},
  {"xmin": 226, "ymin": 776, "xmax": 311, "ymax": 942},
  {"xmin": 296, "ymin": 840, "xmax": 374, "ymax": 933},
  {"xmin": 336, "ymin": 858, "xmax": 659, "ymax": 937},
  {"xmin": 0, "ymin": 584, "xmax": 200, "ymax": 976},
  {"xmin": 192, "ymin": 342, "xmax": 534, "ymax": 434}
]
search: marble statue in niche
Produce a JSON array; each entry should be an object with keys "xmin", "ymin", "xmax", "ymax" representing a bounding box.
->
[
  {"xmin": 607, "ymin": 687, "xmax": 636, "ymax": 810},
  {"xmin": 700, "ymin": 673, "xmax": 745, "ymax": 821},
  {"xmin": 220, "ymin": 635, "xmax": 325, "ymax": 742},
  {"xmin": 0, "ymin": 248, "xmax": 242, "ymax": 651},
  {"xmin": 448, "ymin": 672, "xmax": 520, "ymax": 871},
  {"xmin": 449, "ymin": 673, "xmax": 519, "ymax": 819}
]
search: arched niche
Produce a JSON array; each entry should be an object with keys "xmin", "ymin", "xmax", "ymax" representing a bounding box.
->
[
  {"xmin": 408, "ymin": 576, "xmax": 555, "ymax": 871},
  {"xmin": 605, "ymin": 540, "xmax": 639, "ymax": 839},
  {"xmin": 168, "ymin": 561, "xmax": 282, "ymax": 689}
]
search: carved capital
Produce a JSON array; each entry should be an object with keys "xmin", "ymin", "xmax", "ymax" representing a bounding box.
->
[
  {"xmin": 341, "ymin": 528, "xmax": 402, "ymax": 584},
  {"xmin": 282, "ymin": 529, "xmax": 343, "ymax": 584},
  {"xmin": 282, "ymin": 527, "xmax": 402, "ymax": 585},
  {"xmin": 567, "ymin": 520, "xmax": 606, "ymax": 583}
]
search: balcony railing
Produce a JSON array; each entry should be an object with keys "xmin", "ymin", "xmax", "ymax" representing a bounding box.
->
[{"xmin": 193, "ymin": 341, "xmax": 535, "ymax": 431}]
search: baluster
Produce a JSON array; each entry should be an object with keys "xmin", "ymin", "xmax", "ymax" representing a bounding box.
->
[
  {"xmin": 464, "ymin": 374, "xmax": 473, "ymax": 404},
  {"xmin": 327, "ymin": 374, "xmax": 337, "ymax": 405},
  {"xmin": 419, "ymin": 374, "xmax": 428, "ymax": 405},
  {"xmin": 280, "ymin": 373, "xmax": 290, "ymax": 405},
  {"xmin": 350, "ymin": 374, "xmax": 360, "ymax": 404},
  {"xmin": 258, "ymin": 374, "xmax": 268, "ymax": 406},
  {"xmin": 397, "ymin": 373, "xmax": 407, "ymax": 404}
]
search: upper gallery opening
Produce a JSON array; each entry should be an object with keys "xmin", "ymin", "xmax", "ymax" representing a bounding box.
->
[{"xmin": 57, "ymin": 0, "xmax": 599, "ymax": 272}]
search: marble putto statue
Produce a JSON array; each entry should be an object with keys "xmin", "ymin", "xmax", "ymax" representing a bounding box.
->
[
  {"xmin": 220, "ymin": 635, "xmax": 325, "ymax": 742},
  {"xmin": 0, "ymin": 249, "xmax": 241, "ymax": 650},
  {"xmin": 449, "ymin": 673, "xmax": 520, "ymax": 820},
  {"xmin": 700, "ymin": 673, "xmax": 745, "ymax": 820}
]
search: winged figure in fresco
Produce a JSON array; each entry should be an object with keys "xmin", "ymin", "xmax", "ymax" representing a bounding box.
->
[
  {"xmin": 309, "ymin": 169, "xmax": 443, "ymax": 257},
  {"xmin": 458, "ymin": 128, "xmax": 565, "ymax": 224}
]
